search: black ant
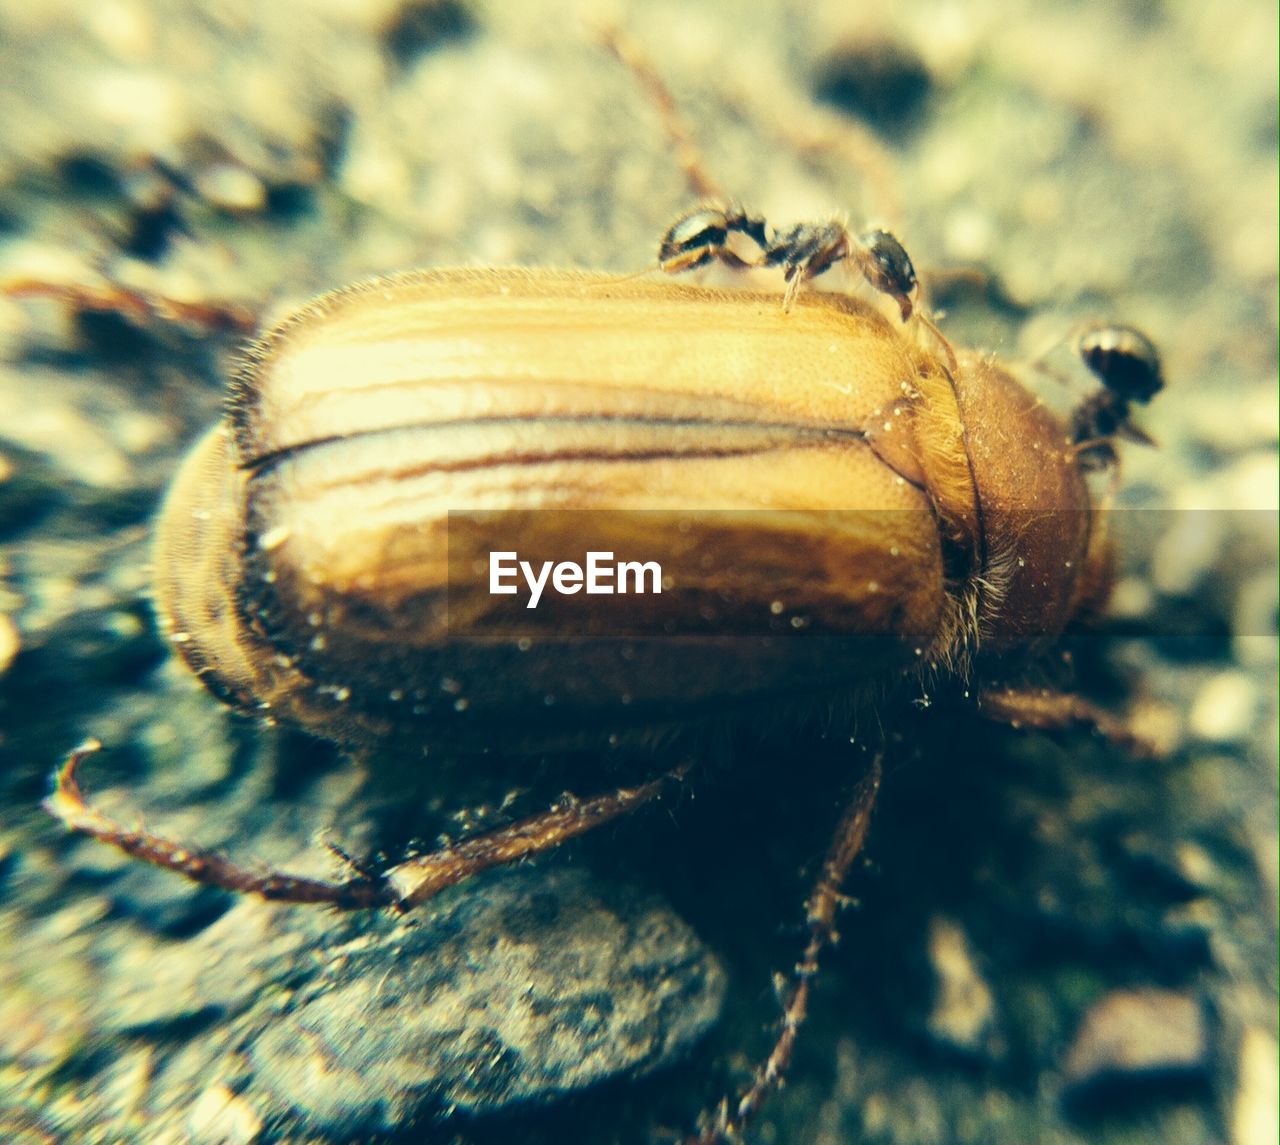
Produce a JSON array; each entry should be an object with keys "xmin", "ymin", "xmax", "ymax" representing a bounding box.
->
[
  {"xmin": 1069, "ymin": 323, "xmax": 1165, "ymax": 470},
  {"xmin": 656, "ymin": 205, "xmax": 958, "ymax": 373},
  {"xmin": 657, "ymin": 205, "xmax": 919, "ymax": 319}
]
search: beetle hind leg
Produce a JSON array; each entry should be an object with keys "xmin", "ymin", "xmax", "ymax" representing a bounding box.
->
[
  {"xmin": 45, "ymin": 741, "xmax": 691, "ymax": 913},
  {"xmin": 597, "ymin": 21, "xmax": 724, "ymax": 201},
  {"xmin": 688, "ymin": 752, "xmax": 883, "ymax": 1144},
  {"xmin": 977, "ymin": 685, "xmax": 1159, "ymax": 757},
  {"xmin": 382, "ymin": 763, "xmax": 691, "ymax": 908},
  {"xmin": 45, "ymin": 740, "xmax": 392, "ymax": 909}
]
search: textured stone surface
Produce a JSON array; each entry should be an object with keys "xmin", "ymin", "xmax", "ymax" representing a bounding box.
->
[
  {"xmin": 1063, "ymin": 988, "xmax": 1210, "ymax": 1095},
  {"xmin": 0, "ymin": 2, "xmax": 1274, "ymax": 1143},
  {"xmin": 924, "ymin": 916, "xmax": 998, "ymax": 1059},
  {"xmin": 246, "ymin": 868, "xmax": 726, "ymax": 1129},
  {"xmin": 0, "ymin": 854, "xmax": 724, "ymax": 1140}
]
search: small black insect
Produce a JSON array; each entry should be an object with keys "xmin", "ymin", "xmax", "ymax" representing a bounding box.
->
[
  {"xmin": 1071, "ymin": 323, "xmax": 1165, "ymax": 466},
  {"xmin": 657, "ymin": 207, "xmax": 919, "ymax": 319},
  {"xmin": 1078, "ymin": 323, "xmax": 1165, "ymax": 404},
  {"xmin": 656, "ymin": 205, "xmax": 771, "ymax": 273}
]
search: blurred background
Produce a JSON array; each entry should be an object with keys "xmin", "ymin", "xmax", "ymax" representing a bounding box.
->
[{"xmin": 0, "ymin": 2, "xmax": 1275, "ymax": 1143}]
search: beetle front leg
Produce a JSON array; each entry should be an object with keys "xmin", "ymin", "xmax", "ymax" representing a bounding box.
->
[
  {"xmin": 689, "ymin": 752, "xmax": 884, "ymax": 1145},
  {"xmin": 977, "ymin": 685, "xmax": 1158, "ymax": 756},
  {"xmin": 46, "ymin": 741, "xmax": 690, "ymax": 912},
  {"xmin": 597, "ymin": 21, "xmax": 724, "ymax": 201},
  {"xmin": 2, "ymin": 276, "xmax": 257, "ymax": 335}
]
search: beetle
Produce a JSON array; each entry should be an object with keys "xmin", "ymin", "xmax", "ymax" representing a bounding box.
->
[
  {"xmin": 17, "ymin": 30, "xmax": 1161, "ymax": 1145},
  {"xmin": 40, "ymin": 261, "xmax": 1155, "ymax": 1141}
]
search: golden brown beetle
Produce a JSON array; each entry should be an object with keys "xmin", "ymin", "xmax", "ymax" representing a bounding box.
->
[
  {"xmin": 151, "ymin": 266, "xmax": 1112, "ymax": 754},
  {"xmin": 26, "ymin": 31, "xmax": 1161, "ymax": 1145},
  {"xmin": 41, "ymin": 263, "xmax": 1153, "ymax": 1142}
]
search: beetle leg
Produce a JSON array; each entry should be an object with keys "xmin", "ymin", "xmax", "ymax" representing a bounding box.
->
[
  {"xmin": 45, "ymin": 741, "xmax": 392, "ymax": 908},
  {"xmin": 382, "ymin": 763, "xmax": 691, "ymax": 908},
  {"xmin": 322, "ymin": 839, "xmax": 381, "ymax": 883},
  {"xmin": 720, "ymin": 65, "xmax": 904, "ymax": 228},
  {"xmin": 2, "ymin": 276, "xmax": 257, "ymax": 335},
  {"xmin": 977, "ymin": 686, "xmax": 1158, "ymax": 757},
  {"xmin": 597, "ymin": 22, "xmax": 724, "ymax": 201},
  {"xmin": 46, "ymin": 740, "xmax": 690, "ymax": 912},
  {"xmin": 603, "ymin": 16, "xmax": 903, "ymax": 226},
  {"xmin": 689, "ymin": 752, "xmax": 883, "ymax": 1145}
]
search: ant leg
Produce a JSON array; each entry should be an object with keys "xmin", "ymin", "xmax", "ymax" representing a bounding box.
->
[
  {"xmin": 1024, "ymin": 318, "xmax": 1089, "ymax": 378},
  {"xmin": 766, "ymin": 220, "xmax": 852, "ymax": 312},
  {"xmin": 597, "ymin": 22, "xmax": 724, "ymax": 201},
  {"xmin": 2, "ymin": 277, "xmax": 257, "ymax": 335},
  {"xmin": 915, "ymin": 310, "xmax": 959, "ymax": 375},
  {"xmin": 977, "ymin": 686, "xmax": 1159, "ymax": 757},
  {"xmin": 1068, "ymin": 436, "xmax": 1122, "ymax": 466},
  {"xmin": 46, "ymin": 741, "xmax": 690, "ymax": 911},
  {"xmin": 689, "ymin": 752, "xmax": 884, "ymax": 1145},
  {"xmin": 780, "ymin": 267, "xmax": 805, "ymax": 312}
]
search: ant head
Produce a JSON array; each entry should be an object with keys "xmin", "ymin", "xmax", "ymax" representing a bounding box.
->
[
  {"xmin": 856, "ymin": 229, "xmax": 918, "ymax": 319},
  {"xmin": 1077, "ymin": 324, "xmax": 1164, "ymax": 405}
]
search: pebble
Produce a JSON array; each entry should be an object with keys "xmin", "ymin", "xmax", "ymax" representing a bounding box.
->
[
  {"xmin": 1063, "ymin": 988, "xmax": 1209, "ymax": 1097},
  {"xmin": 1151, "ymin": 512, "xmax": 1224, "ymax": 596},
  {"xmin": 1234, "ymin": 572, "xmax": 1280, "ymax": 666},
  {"xmin": 195, "ymin": 165, "xmax": 267, "ymax": 214},
  {"xmin": 1188, "ymin": 671, "xmax": 1259, "ymax": 743},
  {"xmin": 243, "ymin": 866, "xmax": 725, "ymax": 1131},
  {"xmin": 0, "ymin": 612, "xmax": 18, "ymax": 675},
  {"xmin": 1231, "ymin": 1026, "xmax": 1279, "ymax": 1145},
  {"xmin": 924, "ymin": 916, "xmax": 998, "ymax": 1057},
  {"xmin": 188, "ymin": 1084, "xmax": 263, "ymax": 1145}
]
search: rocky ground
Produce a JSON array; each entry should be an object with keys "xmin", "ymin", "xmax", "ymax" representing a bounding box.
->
[{"xmin": 0, "ymin": 1, "xmax": 1275, "ymax": 1143}]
